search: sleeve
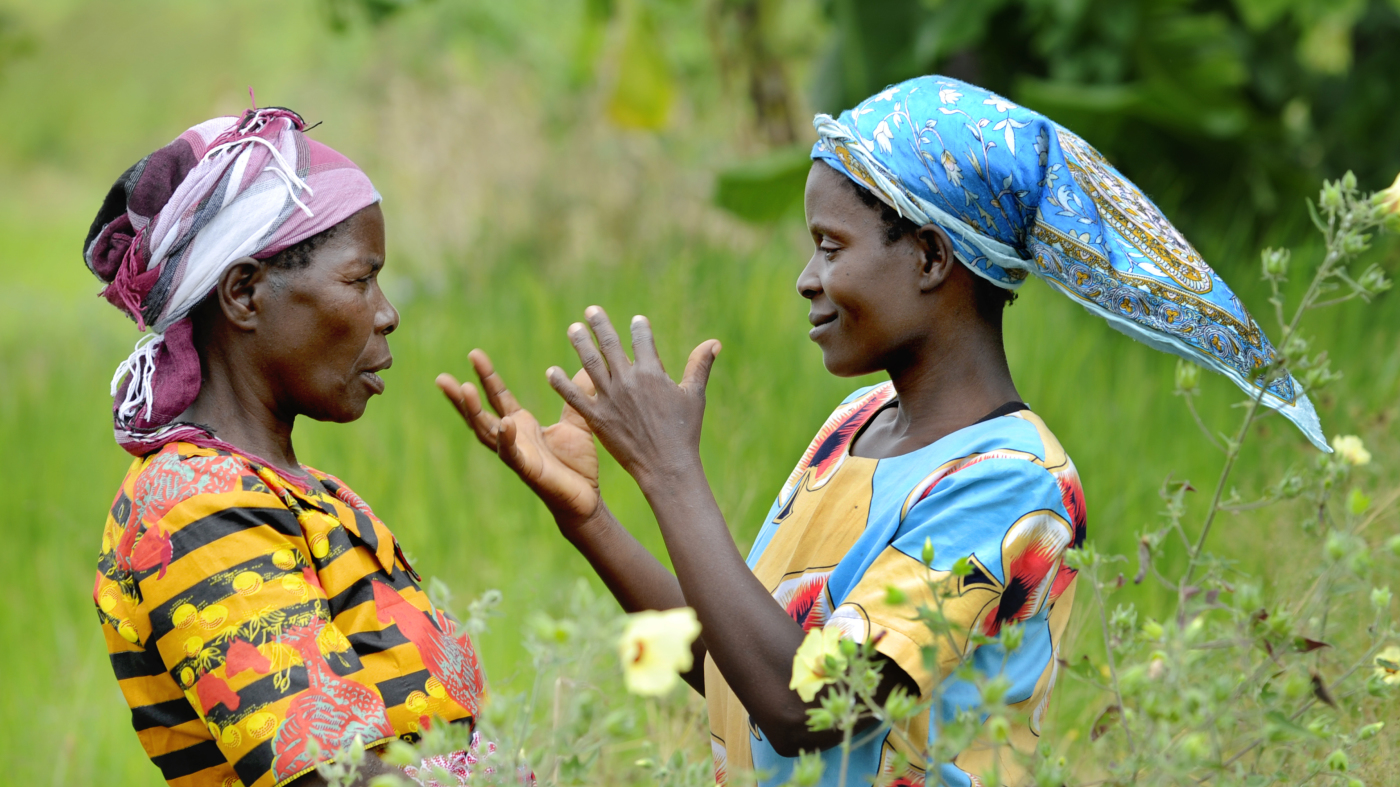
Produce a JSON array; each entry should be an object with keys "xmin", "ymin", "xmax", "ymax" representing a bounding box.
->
[
  {"xmin": 114, "ymin": 455, "xmax": 395, "ymax": 787},
  {"xmin": 826, "ymin": 457, "xmax": 1075, "ymax": 694}
]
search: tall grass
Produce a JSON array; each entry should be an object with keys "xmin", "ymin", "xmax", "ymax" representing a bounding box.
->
[{"xmin": 3, "ymin": 204, "xmax": 1396, "ymax": 783}]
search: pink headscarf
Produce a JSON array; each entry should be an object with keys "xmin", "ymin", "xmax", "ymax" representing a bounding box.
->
[{"xmin": 84, "ymin": 107, "xmax": 381, "ymax": 456}]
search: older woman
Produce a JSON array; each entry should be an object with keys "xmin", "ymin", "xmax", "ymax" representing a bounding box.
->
[
  {"xmin": 89, "ymin": 108, "xmax": 483, "ymax": 787},
  {"xmin": 443, "ymin": 75, "xmax": 1326, "ymax": 787}
]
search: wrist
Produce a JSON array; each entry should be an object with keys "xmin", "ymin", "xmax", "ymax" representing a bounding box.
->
[
  {"xmin": 632, "ymin": 452, "xmax": 704, "ymax": 493},
  {"xmin": 556, "ymin": 499, "xmax": 616, "ymax": 546}
]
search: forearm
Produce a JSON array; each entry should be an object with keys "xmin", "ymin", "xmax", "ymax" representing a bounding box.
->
[
  {"xmin": 634, "ymin": 458, "xmax": 818, "ymax": 744},
  {"xmin": 635, "ymin": 458, "xmax": 917, "ymax": 755},
  {"xmin": 561, "ymin": 502, "xmax": 707, "ymax": 692}
]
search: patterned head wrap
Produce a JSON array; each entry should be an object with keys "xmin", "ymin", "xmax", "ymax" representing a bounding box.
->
[
  {"xmin": 85, "ymin": 107, "xmax": 381, "ymax": 456},
  {"xmin": 811, "ymin": 76, "xmax": 1327, "ymax": 450}
]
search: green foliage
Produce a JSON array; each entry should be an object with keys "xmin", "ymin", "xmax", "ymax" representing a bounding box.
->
[
  {"xmin": 808, "ymin": 0, "xmax": 1400, "ymax": 238},
  {"xmin": 1, "ymin": 1, "xmax": 1397, "ymax": 783}
]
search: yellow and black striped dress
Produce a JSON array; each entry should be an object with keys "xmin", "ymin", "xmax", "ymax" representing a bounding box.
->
[{"xmin": 94, "ymin": 442, "xmax": 482, "ymax": 787}]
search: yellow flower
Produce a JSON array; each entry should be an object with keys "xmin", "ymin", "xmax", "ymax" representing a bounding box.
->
[
  {"xmin": 1331, "ymin": 435, "xmax": 1372, "ymax": 466},
  {"xmin": 789, "ymin": 626, "xmax": 848, "ymax": 702},
  {"xmin": 1374, "ymin": 172, "xmax": 1400, "ymax": 220},
  {"xmin": 1374, "ymin": 645, "xmax": 1400, "ymax": 686},
  {"xmin": 618, "ymin": 607, "xmax": 701, "ymax": 696}
]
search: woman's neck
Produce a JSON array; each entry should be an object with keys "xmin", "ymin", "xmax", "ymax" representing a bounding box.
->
[
  {"xmin": 178, "ymin": 355, "xmax": 307, "ymax": 479},
  {"xmin": 852, "ymin": 324, "xmax": 1020, "ymax": 459}
]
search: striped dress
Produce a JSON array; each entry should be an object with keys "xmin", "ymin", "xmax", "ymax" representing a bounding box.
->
[{"xmin": 94, "ymin": 442, "xmax": 482, "ymax": 787}]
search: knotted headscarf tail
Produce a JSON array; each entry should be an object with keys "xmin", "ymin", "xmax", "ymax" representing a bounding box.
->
[
  {"xmin": 811, "ymin": 76, "xmax": 1328, "ymax": 451},
  {"xmin": 85, "ymin": 106, "xmax": 382, "ymax": 456}
]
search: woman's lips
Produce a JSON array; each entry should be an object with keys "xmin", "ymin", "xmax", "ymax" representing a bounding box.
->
[
  {"xmin": 361, "ymin": 371, "xmax": 386, "ymax": 394},
  {"xmin": 808, "ymin": 312, "xmax": 836, "ymax": 340}
]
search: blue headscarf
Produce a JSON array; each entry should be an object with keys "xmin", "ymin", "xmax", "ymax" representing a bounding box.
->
[{"xmin": 811, "ymin": 76, "xmax": 1327, "ymax": 450}]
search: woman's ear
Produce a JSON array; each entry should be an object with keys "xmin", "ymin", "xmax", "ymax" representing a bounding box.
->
[
  {"xmin": 915, "ymin": 224, "xmax": 957, "ymax": 292},
  {"xmin": 216, "ymin": 257, "xmax": 269, "ymax": 330}
]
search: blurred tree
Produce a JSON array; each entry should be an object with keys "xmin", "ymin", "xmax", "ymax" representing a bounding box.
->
[{"xmin": 794, "ymin": 0, "xmax": 1400, "ymax": 240}]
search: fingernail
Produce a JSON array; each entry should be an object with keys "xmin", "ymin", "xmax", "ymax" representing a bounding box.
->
[
  {"xmin": 585, "ymin": 305, "xmax": 601, "ymax": 319},
  {"xmin": 713, "ymin": 342, "xmax": 722, "ymax": 356},
  {"xmin": 631, "ymin": 315, "xmax": 644, "ymax": 324},
  {"xmin": 568, "ymin": 323, "xmax": 585, "ymax": 337}
]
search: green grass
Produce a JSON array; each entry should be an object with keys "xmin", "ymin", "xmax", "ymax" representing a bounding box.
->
[{"xmin": 3, "ymin": 194, "xmax": 1398, "ymax": 783}]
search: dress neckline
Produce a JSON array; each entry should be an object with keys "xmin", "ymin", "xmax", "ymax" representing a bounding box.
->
[{"xmin": 846, "ymin": 394, "xmax": 1029, "ymax": 461}]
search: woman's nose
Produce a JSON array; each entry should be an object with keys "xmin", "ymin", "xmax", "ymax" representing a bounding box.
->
[
  {"xmin": 376, "ymin": 290, "xmax": 400, "ymax": 336},
  {"xmin": 796, "ymin": 253, "xmax": 822, "ymax": 300}
]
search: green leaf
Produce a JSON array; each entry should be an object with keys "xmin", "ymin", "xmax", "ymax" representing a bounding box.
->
[{"xmin": 714, "ymin": 145, "xmax": 811, "ymax": 223}]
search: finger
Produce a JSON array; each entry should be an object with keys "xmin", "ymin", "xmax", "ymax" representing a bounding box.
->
[
  {"xmin": 460, "ymin": 381, "xmax": 503, "ymax": 447},
  {"xmin": 469, "ymin": 349, "xmax": 522, "ymax": 416},
  {"xmin": 548, "ymin": 365, "xmax": 597, "ymax": 421},
  {"xmin": 680, "ymin": 340, "xmax": 722, "ymax": 393},
  {"xmin": 436, "ymin": 373, "xmax": 500, "ymax": 448},
  {"xmin": 559, "ymin": 367, "xmax": 596, "ymax": 432},
  {"xmin": 629, "ymin": 315, "xmax": 665, "ymax": 373},
  {"xmin": 495, "ymin": 415, "xmax": 533, "ymax": 477},
  {"xmin": 584, "ymin": 305, "xmax": 631, "ymax": 372},
  {"xmin": 568, "ymin": 322, "xmax": 612, "ymax": 391},
  {"xmin": 435, "ymin": 373, "xmax": 466, "ymax": 409}
]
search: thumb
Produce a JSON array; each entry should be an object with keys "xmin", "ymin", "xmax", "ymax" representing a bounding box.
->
[
  {"xmin": 680, "ymin": 340, "xmax": 721, "ymax": 394},
  {"xmin": 560, "ymin": 368, "xmax": 596, "ymax": 432}
]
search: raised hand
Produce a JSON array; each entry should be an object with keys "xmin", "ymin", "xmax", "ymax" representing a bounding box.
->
[
  {"xmin": 546, "ymin": 306, "xmax": 720, "ymax": 489},
  {"xmin": 437, "ymin": 349, "xmax": 600, "ymax": 527}
]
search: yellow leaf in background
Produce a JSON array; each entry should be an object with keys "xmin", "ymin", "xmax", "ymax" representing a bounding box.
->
[
  {"xmin": 1297, "ymin": 10, "xmax": 1357, "ymax": 75},
  {"xmin": 606, "ymin": 5, "xmax": 673, "ymax": 130}
]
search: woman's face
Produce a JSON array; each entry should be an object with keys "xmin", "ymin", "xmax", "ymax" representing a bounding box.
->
[
  {"xmin": 797, "ymin": 162, "xmax": 933, "ymax": 377},
  {"xmin": 256, "ymin": 203, "xmax": 398, "ymax": 423}
]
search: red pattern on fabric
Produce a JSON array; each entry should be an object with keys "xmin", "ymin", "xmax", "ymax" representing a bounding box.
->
[
  {"xmin": 226, "ymin": 639, "xmax": 272, "ymax": 676},
  {"xmin": 271, "ymin": 621, "xmax": 395, "ymax": 781},
  {"xmin": 783, "ymin": 574, "xmax": 831, "ymax": 632},
  {"xmin": 372, "ymin": 581, "xmax": 485, "ymax": 717},
  {"xmin": 196, "ymin": 673, "xmax": 241, "ymax": 713}
]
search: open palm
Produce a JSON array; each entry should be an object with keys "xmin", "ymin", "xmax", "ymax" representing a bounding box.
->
[{"xmin": 437, "ymin": 350, "xmax": 600, "ymax": 525}]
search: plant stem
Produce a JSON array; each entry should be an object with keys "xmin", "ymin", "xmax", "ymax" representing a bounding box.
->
[{"xmin": 1090, "ymin": 563, "xmax": 1134, "ymax": 751}]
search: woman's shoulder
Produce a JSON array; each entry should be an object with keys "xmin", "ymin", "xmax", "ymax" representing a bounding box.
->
[
  {"xmin": 127, "ymin": 441, "xmax": 255, "ymax": 500},
  {"xmin": 111, "ymin": 442, "xmax": 265, "ymax": 532}
]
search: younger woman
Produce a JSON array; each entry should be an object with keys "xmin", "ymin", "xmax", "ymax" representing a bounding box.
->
[{"xmin": 441, "ymin": 76, "xmax": 1324, "ymax": 786}]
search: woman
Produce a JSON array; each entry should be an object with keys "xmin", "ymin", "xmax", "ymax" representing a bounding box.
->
[
  {"xmin": 442, "ymin": 76, "xmax": 1327, "ymax": 786},
  {"xmin": 90, "ymin": 108, "xmax": 484, "ymax": 787}
]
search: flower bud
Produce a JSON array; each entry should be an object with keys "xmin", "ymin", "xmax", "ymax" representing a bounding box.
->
[
  {"xmin": 1342, "ymin": 170, "xmax": 1357, "ymax": 192},
  {"xmin": 1373, "ymin": 172, "xmax": 1400, "ymax": 225},
  {"xmin": 1326, "ymin": 532, "xmax": 1349, "ymax": 561},
  {"xmin": 1372, "ymin": 586, "xmax": 1392, "ymax": 611},
  {"xmin": 1326, "ymin": 749, "xmax": 1349, "ymax": 772},
  {"xmin": 1348, "ymin": 488, "xmax": 1372, "ymax": 515},
  {"xmin": 1321, "ymin": 181, "xmax": 1343, "ymax": 212},
  {"xmin": 1261, "ymin": 247, "xmax": 1291, "ymax": 279},
  {"xmin": 987, "ymin": 715, "xmax": 1011, "ymax": 744},
  {"xmin": 1357, "ymin": 265, "xmax": 1391, "ymax": 295},
  {"xmin": 922, "ymin": 537, "xmax": 935, "ymax": 567},
  {"xmin": 1175, "ymin": 359, "xmax": 1200, "ymax": 395}
]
